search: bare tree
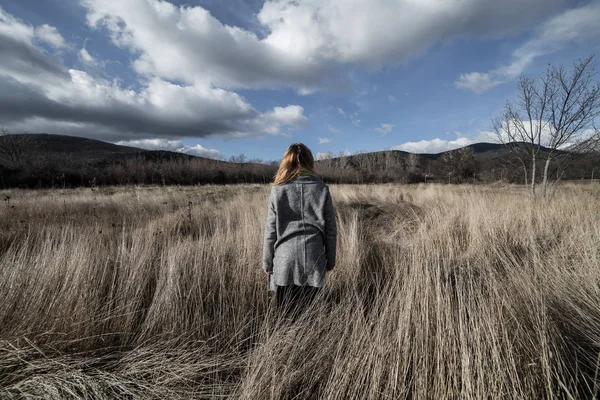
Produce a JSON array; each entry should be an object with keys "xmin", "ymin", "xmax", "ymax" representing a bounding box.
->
[
  {"xmin": 228, "ymin": 153, "xmax": 247, "ymax": 164},
  {"xmin": 353, "ymin": 152, "xmax": 376, "ymax": 181},
  {"xmin": 493, "ymin": 56, "xmax": 600, "ymax": 199},
  {"xmin": 406, "ymin": 153, "xmax": 419, "ymax": 172},
  {"xmin": 0, "ymin": 129, "xmax": 38, "ymax": 168},
  {"xmin": 438, "ymin": 147, "xmax": 479, "ymax": 183}
]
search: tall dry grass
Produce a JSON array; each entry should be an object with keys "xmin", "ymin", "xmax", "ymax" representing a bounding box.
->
[{"xmin": 0, "ymin": 182, "xmax": 599, "ymax": 399}]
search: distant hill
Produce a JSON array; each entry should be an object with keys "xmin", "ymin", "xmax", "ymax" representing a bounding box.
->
[
  {"xmin": 313, "ymin": 142, "xmax": 512, "ymax": 169},
  {"xmin": 315, "ymin": 141, "xmax": 594, "ymax": 183},
  {"xmin": 0, "ymin": 133, "xmax": 597, "ymax": 187},
  {"xmin": 407, "ymin": 142, "xmax": 511, "ymax": 160},
  {"xmin": 0, "ymin": 133, "xmax": 272, "ymax": 187},
  {"xmin": 20, "ymin": 134, "xmax": 143, "ymax": 158},
  {"xmin": 1, "ymin": 133, "xmax": 222, "ymax": 163},
  {"xmin": 321, "ymin": 142, "xmax": 558, "ymax": 163},
  {"xmin": 0, "ymin": 133, "xmax": 558, "ymax": 165}
]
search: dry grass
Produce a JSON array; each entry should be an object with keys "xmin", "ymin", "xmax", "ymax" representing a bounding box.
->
[{"xmin": 0, "ymin": 182, "xmax": 599, "ymax": 399}]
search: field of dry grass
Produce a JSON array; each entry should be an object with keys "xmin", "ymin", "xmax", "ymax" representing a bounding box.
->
[{"xmin": 0, "ymin": 182, "xmax": 599, "ymax": 399}]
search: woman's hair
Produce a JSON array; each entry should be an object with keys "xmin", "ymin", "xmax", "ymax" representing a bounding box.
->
[{"xmin": 273, "ymin": 143, "xmax": 316, "ymax": 184}]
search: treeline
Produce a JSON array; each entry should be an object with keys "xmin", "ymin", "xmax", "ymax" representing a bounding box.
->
[
  {"xmin": 0, "ymin": 156, "xmax": 278, "ymax": 188},
  {"xmin": 317, "ymin": 151, "xmax": 428, "ymax": 184},
  {"xmin": 318, "ymin": 147, "xmax": 600, "ymax": 184},
  {"xmin": 317, "ymin": 149, "xmax": 480, "ymax": 184},
  {"xmin": 0, "ymin": 144, "xmax": 598, "ymax": 189}
]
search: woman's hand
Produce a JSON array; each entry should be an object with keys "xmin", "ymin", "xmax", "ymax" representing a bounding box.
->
[{"xmin": 264, "ymin": 270, "xmax": 273, "ymax": 275}]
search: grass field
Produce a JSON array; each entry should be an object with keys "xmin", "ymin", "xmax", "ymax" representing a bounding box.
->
[{"xmin": 0, "ymin": 183, "xmax": 599, "ymax": 399}]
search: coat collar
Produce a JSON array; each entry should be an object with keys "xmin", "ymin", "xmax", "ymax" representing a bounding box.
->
[{"xmin": 290, "ymin": 175, "xmax": 320, "ymax": 183}]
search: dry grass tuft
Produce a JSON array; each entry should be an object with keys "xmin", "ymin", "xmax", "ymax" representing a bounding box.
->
[{"xmin": 0, "ymin": 183, "xmax": 599, "ymax": 399}]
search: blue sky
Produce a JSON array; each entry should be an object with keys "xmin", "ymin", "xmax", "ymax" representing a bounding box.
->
[{"xmin": 0, "ymin": 0, "xmax": 598, "ymax": 161}]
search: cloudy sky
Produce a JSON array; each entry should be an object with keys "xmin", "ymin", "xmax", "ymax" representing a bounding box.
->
[{"xmin": 0, "ymin": 0, "xmax": 599, "ymax": 160}]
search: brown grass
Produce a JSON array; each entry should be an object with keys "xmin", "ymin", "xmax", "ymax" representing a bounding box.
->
[{"xmin": 0, "ymin": 183, "xmax": 599, "ymax": 399}]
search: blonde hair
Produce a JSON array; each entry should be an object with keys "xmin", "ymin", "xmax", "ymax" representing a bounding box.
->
[{"xmin": 273, "ymin": 143, "xmax": 316, "ymax": 184}]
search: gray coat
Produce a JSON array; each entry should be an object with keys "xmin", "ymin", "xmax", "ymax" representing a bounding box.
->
[{"xmin": 262, "ymin": 175, "xmax": 337, "ymax": 291}]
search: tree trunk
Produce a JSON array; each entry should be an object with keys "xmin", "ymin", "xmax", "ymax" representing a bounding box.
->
[
  {"xmin": 530, "ymin": 154, "xmax": 536, "ymax": 199},
  {"xmin": 541, "ymin": 157, "xmax": 551, "ymax": 199}
]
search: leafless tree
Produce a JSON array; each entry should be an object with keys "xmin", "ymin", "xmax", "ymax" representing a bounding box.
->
[
  {"xmin": 493, "ymin": 56, "xmax": 600, "ymax": 199},
  {"xmin": 0, "ymin": 128, "xmax": 38, "ymax": 168},
  {"xmin": 439, "ymin": 147, "xmax": 479, "ymax": 183},
  {"xmin": 228, "ymin": 153, "xmax": 247, "ymax": 164},
  {"xmin": 353, "ymin": 153, "xmax": 377, "ymax": 180},
  {"xmin": 406, "ymin": 153, "xmax": 419, "ymax": 172}
]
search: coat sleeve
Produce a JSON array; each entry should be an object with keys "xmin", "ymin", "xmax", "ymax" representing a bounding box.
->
[
  {"xmin": 262, "ymin": 187, "xmax": 277, "ymax": 273},
  {"xmin": 324, "ymin": 186, "xmax": 337, "ymax": 271}
]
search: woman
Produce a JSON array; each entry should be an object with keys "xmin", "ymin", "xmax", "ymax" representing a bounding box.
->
[{"xmin": 262, "ymin": 143, "xmax": 337, "ymax": 314}]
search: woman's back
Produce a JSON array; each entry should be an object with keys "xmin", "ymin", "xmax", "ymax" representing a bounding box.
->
[{"xmin": 262, "ymin": 161, "xmax": 336, "ymax": 293}]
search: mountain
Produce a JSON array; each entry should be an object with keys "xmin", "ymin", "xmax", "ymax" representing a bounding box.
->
[
  {"xmin": 406, "ymin": 142, "xmax": 510, "ymax": 160},
  {"xmin": 0, "ymin": 133, "xmax": 219, "ymax": 163},
  {"xmin": 0, "ymin": 133, "xmax": 556, "ymax": 165},
  {"xmin": 0, "ymin": 133, "xmax": 272, "ymax": 187},
  {"xmin": 314, "ymin": 142, "xmax": 512, "ymax": 169},
  {"xmin": 0, "ymin": 133, "xmax": 597, "ymax": 187},
  {"xmin": 315, "ymin": 141, "xmax": 596, "ymax": 183},
  {"xmin": 19, "ymin": 134, "xmax": 142, "ymax": 158}
]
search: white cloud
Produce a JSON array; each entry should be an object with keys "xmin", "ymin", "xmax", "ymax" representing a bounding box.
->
[
  {"xmin": 375, "ymin": 123, "xmax": 393, "ymax": 135},
  {"xmin": 115, "ymin": 138, "xmax": 182, "ymax": 151},
  {"xmin": 316, "ymin": 152, "xmax": 333, "ymax": 160},
  {"xmin": 319, "ymin": 137, "xmax": 331, "ymax": 144},
  {"xmin": 35, "ymin": 24, "xmax": 65, "ymax": 48},
  {"xmin": 0, "ymin": 8, "xmax": 307, "ymax": 142},
  {"xmin": 337, "ymin": 107, "xmax": 361, "ymax": 126},
  {"xmin": 82, "ymin": 0, "xmax": 564, "ymax": 94},
  {"xmin": 392, "ymin": 137, "xmax": 479, "ymax": 154},
  {"xmin": 0, "ymin": 9, "xmax": 68, "ymax": 87},
  {"xmin": 327, "ymin": 124, "xmax": 340, "ymax": 134},
  {"xmin": 255, "ymin": 105, "xmax": 307, "ymax": 136},
  {"xmin": 1, "ymin": 66, "xmax": 307, "ymax": 140},
  {"xmin": 1, "ymin": 0, "xmax": 591, "ymax": 147},
  {"xmin": 264, "ymin": 105, "xmax": 307, "ymax": 127},
  {"xmin": 257, "ymin": 0, "xmax": 564, "ymax": 68},
  {"xmin": 392, "ymin": 130, "xmax": 503, "ymax": 154},
  {"xmin": 115, "ymin": 138, "xmax": 221, "ymax": 159},
  {"xmin": 316, "ymin": 149, "xmax": 350, "ymax": 159},
  {"xmin": 388, "ymin": 94, "xmax": 398, "ymax": 103},
  {"xmin": 298, "ymin": 87, "xmax": 318, "ymax": 95},
  {"xmin": 78, "ymin": 47, "xmax": 97, "ymax": 66},
  {"xmin": 456, "ymin": 2, "xmax": 600, "ymax": 93},
  {"xmin": 81, "ymin": 0, "xmax": 329, "ymax": 91},
  {"xmin": 455, "ymin": 72, "xmax": 502, "ymax": 94},
  {"xmin": 0, "ymin": 8, "xmax": 34, "ymax": 43},
  {"xmin": 491, "ymin": 118, "xmax": 600, "ymax": 150},
  {"xmin": 177, "ymin": 144, "xmax": 221, "ymax": 159}
]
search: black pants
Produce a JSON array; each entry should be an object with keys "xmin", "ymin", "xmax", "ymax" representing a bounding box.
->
[{"xmin": 275, "ymin": 285, "xmax": 320, "ymax": 317}]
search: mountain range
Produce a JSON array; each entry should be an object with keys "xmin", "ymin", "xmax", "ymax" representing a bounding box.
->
[{"xmin": 0, "ymin": 134, "xmax": 597, "ymax": 187}]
